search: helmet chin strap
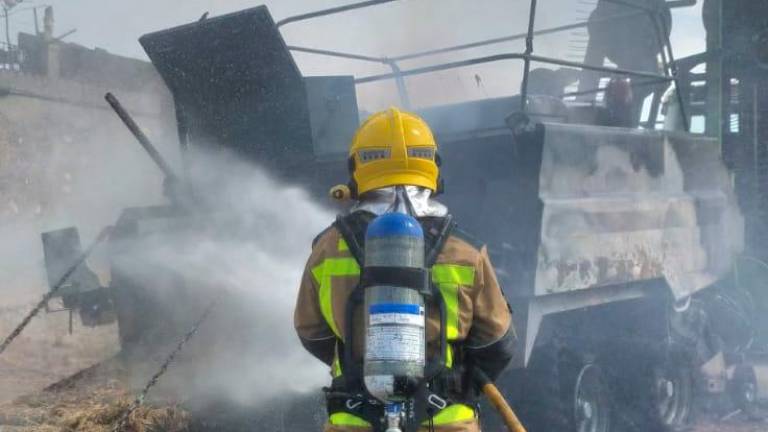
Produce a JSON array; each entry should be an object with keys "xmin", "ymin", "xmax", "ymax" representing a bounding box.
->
[{"xmin": 390, "ymin": 185, "xmax": 417, "ymax": 216}]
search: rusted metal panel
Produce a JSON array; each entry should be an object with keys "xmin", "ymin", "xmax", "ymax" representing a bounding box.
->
[{"xmin": 534, "ymin": 124, "xmax": 743, "ymax": 300}]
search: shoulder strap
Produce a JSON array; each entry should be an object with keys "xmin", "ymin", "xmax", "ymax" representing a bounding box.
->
[
  {"xmin": 333, "ymin": 211, "xmax": 374, "ymax": 265},
  {"xmin": 421, "ymin": 215, "xmax": 455, "ymax": 267},
  {"xmin": 451, "ymin": 225, "xmax": 484, "ymax": 251},
  {"xmin": 334, "ymin": 211, "xmax": 456, "ymax": 267}
]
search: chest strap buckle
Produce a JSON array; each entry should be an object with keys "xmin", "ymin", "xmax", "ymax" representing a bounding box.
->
[{"xmin": 427, "ymin": 393, "xmax": 448, "ymax": 410}]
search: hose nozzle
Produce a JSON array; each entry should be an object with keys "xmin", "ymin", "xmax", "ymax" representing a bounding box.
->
[{"xmin": 330, "ymin": 184, "xmax": 352, "ymax": 201}]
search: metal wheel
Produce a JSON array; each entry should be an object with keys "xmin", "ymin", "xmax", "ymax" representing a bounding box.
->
[
  {"xmin": 651, "ymin": 360, "xmax": 693, "ymax": 428},
  {"xmin": 730, "ymin": 365, "xmax": 759, "ymax": 417},
  {"xmin": 572, "ymin": 364, "xmax": 611, "ymax": 432}
]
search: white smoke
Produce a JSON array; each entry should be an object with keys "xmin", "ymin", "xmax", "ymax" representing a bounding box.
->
[
  {"xmin": 0, "ymin": 91, "xmax": 173, "ymax": 401},
  {"xmin": 109, "ymin": 150, "xmax": 334, "ymax": 407}
]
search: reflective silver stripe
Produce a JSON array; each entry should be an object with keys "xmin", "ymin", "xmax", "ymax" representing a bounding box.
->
[
  {"xmin": 358, "ymin": 148, "xmax": 390, "ymax": 162},
  {"xmin": 407, "ymin": 147, "xmax": 434, "ymax": 159}
]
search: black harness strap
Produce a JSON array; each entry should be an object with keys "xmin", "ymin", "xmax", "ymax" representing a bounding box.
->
[
  {"xmin": 361, "ymin": 266, "xmax": 430, "ymax": 292},
  {"xmin": 334, "ymin": 213, "xmax": 367, "ymax": 265},
  {"xmin": 424, "ymin": 214, "xmax": 454, "ymax": 267}
]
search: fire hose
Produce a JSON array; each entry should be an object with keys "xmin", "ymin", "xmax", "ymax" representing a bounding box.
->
[{"xmin": 474, "ymin": 369, "xmax": 528, "ymax": 432}]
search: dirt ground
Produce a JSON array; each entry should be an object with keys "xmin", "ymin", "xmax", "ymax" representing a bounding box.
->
[
  {"xmin": 1, "ymin": 301, "xmax": 766, "ymax": 432},
  {"xmin": 1, "ymin": 360, "xmax": 766, "ymax": 432},
  {"xmin": 0, "ymin": 301, "xmax": 120, "ymax": 403}
]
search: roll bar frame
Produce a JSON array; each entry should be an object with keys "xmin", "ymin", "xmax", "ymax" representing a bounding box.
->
[{"xmin": 278, "ymin": 0, "xmax": 692, "ymax": 131}]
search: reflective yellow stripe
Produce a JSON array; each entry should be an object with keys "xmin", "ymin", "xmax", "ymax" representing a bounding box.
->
[
  {"xmin": 423, "ymin": 404, "xmax": 476, "ymax": 426},
  {"xmin": 445, "ymin": 343, "xmax": 453, "ymax": 369},
  {"xmin": 438, "ymin": 281, "xmax": 460, "ymax": 340},
  {"xmin": 338, "ymin": 238, "xmax": 349, "ymax": 252},
  {"xmin": 325, "ymin": 263, "xmax": 475, "ymax": 428},
  {"xmin": 432, "ymin": 264, "xmax": 475, "ymax": 285},
  {"xmin": 333, "ymin": 405, "xmax": 474, "ymax": 427},
  {"xmin": 332, "ymin": 342, "xmax": 343, "ymax": 377},
  {"xmin": 329, "ymin": 412, "xmax": 371, "ymax": 427},
  {"xmin": 431, "ymin": 264, "xmax": 474, "ymax": 341},
  {"xmin": 332, "ymin": 357, "xmax": 342, "ymax": 378},
  {"xmin": 312, "ymin": 258, "xmax": 361, "ymax": 338}
]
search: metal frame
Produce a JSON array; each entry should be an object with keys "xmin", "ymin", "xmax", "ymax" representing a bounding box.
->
[{"xmin": 278, "ymin": 0, "xmax": 693, "ymax": 131}]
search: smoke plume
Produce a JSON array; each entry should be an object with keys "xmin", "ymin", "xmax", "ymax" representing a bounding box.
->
[{"xmin": 107, "ymin": 150, "xmax": 334, "ymax": 411}]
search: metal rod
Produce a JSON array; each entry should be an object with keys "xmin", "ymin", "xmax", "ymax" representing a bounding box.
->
[
  {"xmin": 389, "ymin": 10, "xmax": 644, "ymax": 62},
  {"xmin": 286, "ymin": 45, "xmax": 412, "ymax": 107},
  {"xmin": 666, "ymin": 0, "xmax": 697, "ymax": 8},
  {"xmin": 287, "ymin": 45, "xmax": 387, "ymax": 64},
  {"xmin": 286, "ymin": 9, "xmax": 646, "ymax": 65},
  {"xmin": 648, "ymin": 6, "xmax": 670, "ymax": 74},
  {"xmin": 276, "ymin": 0, "xmax": 398, "ymax": 28},
  {"xmin": 105, "ymin": 92, "xmax": 178, "ymax": 181},
  {"xmin": 528, "ymin": 54, "xmax": 673, "ymax": 80},
  {"xmin": 4, "ymin": 7, "xmax": 10, "ymax": 51},
  {"xmin": 174, "ymin": 100, "xmax": 191, "ymax": 185},
  {"xmin": 645, "ymin": 85, "xmax": 663, "ymax": 128},
  {"xmin": 602, "ymin": 0, "xmax": 655, "ymax": 13},
  {"xmin": 602, "ymin": 1, "xmax": 695, "ymax": 15},
  {"xmin": 644, "ymin": 2, "xmax": 672, "ymax": 129},
  {"xmin": 652, "ymin": 4, "xmax": 690, "ymax": 131},
  {"xmin": 32, "ymin": 7, "xmax": 38, "ymax": 35},
  {"xmin": 561, "ymin": 77, "xmax": 670, "ymax": 98},
  {"xmin": 53, "ymin": 28, "xmax": 77, "ymax": 42},
  {"xmin": 386, "ymin": 60, "xmax": 411, "ymax": 109},
  {"xmin": 753, "ymin": 83, "xmax": 759, "ymax": 198},
  {"xmin": 355, "ymin": 53, "xmax": 672, "ymax": 85},
  {"xmin": 355, "ymin": 54, "xmax": 523, "ymax": 84},
  {"xmin": 520, "ymin": 0, "xmax": 539, "ymax": 113}
]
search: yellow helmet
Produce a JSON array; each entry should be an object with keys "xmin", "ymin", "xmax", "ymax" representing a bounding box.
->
[{"xmin": 348, "ymin": 107, "xmax": 439, "ymax": 196}]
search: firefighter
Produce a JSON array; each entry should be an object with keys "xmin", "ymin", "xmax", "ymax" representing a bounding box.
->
[{"xmin": 295, "ymin": 108, "xmax": 516, "ymax": 432}]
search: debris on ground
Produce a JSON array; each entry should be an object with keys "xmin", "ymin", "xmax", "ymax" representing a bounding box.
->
[{"xmin": 0, "ymin": 358, "xmax": 190, "ymax": 432}]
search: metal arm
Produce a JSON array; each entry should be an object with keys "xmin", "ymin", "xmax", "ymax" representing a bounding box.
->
[
  {"xmin": 105, "ymin": 92, "xmax": 179, "ymax": 182},
  {"xmin": 354, "ymin": 53, "xmax": 673, "ymax": 85}
]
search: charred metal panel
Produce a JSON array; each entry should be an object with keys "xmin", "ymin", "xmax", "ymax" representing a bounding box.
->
[
  {"xmin": 305, "ymin": 76, "xmax": 360, "ymax": 156},
  {"xmin": 535, "ymin": 124, "xmax": 743, "ymax": 299},
  {"xmin": 139, "ymin": 6, "xmax": 313, "ymax": 170},
  {"xmin": 436, "ymin": 129, "xmax": 544, "ymax": 300}
]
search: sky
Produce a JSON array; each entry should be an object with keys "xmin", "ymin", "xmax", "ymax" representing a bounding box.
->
[{"xmin": 4, "ymin": 0, "xmax": 707, "ymax": 109}]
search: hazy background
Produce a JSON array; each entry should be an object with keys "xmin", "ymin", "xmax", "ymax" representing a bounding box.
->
[{"xmin": 5, "ymin": 0, "xmax": 707, "ymax": 110}]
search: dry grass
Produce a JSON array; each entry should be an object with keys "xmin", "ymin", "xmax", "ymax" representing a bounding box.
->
[
  {"xmin": 0, "ymin": 301, "xmax": 189, "ymax": 432},
  {"xmin": 0, "ymin": 358, "xmax": 190, "ymax": 432}
]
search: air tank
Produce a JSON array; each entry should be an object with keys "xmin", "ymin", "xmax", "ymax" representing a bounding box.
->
[{"xmin": 363, "ymin": 211, "xmax": 427, "ymax": 404}]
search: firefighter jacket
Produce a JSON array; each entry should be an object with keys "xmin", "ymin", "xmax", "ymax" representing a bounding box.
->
[{"xmin": 294, "ymin": 210, "xmax": 515, "ymax": 431}]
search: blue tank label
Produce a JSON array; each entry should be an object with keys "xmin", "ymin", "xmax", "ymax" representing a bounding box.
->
[
  {"xmin": 369, "ymin": 303, "xmax": 422, "ymax": 315},
  {"xmin": 366, "ymin": 212, "xmax": 423, "ymax": 239}
]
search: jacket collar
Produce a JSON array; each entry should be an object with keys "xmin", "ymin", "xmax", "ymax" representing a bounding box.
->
[{"xmin": 350, "ymin": 186, "xmax": 448, "ymax": 217}]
